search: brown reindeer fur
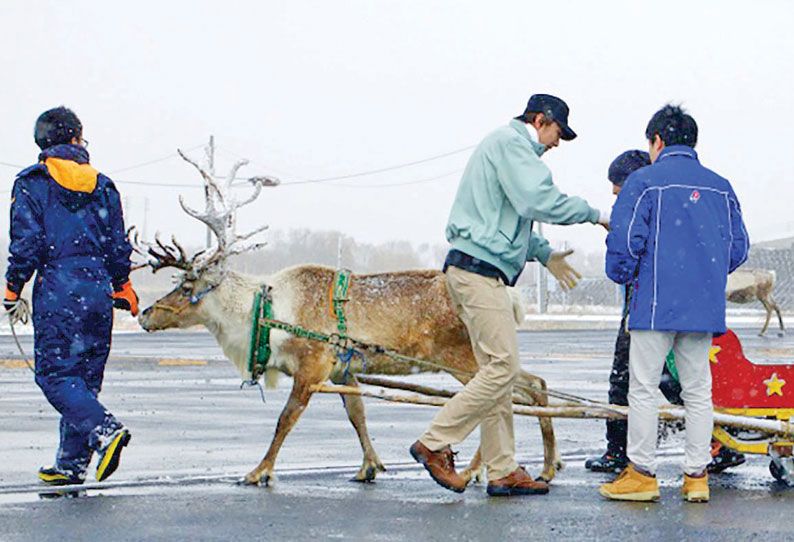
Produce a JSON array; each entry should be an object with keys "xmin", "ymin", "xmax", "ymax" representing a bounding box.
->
[
  {"xmin": 139, "ymin": 264, "xmax": 561, "ymax": 486},
  {"xmin": 726, "ymin": 268, "xmax": 785, "ymax": 337}
]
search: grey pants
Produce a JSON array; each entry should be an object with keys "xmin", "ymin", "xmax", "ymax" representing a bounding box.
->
[{"xmin": 627, "ymin": 330, "xmax": 713, "ymax": 475}]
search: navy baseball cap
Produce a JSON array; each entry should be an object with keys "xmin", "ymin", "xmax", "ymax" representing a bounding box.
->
[
  {"xmin": 608, "ymin": 150, "xmax": 651, "ymax": 186},
  {"xmin": 517, "ymin": 94, "xmax": 576, "ymax": 141}
]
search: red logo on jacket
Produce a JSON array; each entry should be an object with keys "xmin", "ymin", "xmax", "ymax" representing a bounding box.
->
[{"xmin": 689, "ymin": 190, "xmax": 700, "ymax": 203}]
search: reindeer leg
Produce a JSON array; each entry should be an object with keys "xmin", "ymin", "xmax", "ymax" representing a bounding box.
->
[
  {"xmin": 515, "ymin": 370, "xmax": 562, "ymax": 482},
  {"xmin": 330, "ymin": 373, "xmax": 386, "ymax": 482},
  {"xmin": 242, "ymin": 377, "xmax": 314, "ymax": 486},
  {"xmin": 759, "ymin": 299, "xmax": 772, "ymax": 337},
  {"xmin": 772, "ymin": 300, "xmax": 786, "ymax": 336},
  {"xmin": 461, "ymin": 445, "xmax": 485, "ymax": 485}
]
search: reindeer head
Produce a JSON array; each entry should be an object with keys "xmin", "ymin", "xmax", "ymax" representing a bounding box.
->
[{"xmin": 136, "ymin": 150, "xmax": 278, "ymax": 332}]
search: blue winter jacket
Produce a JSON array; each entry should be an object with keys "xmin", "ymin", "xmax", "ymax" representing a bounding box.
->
[
  {"xmin": 605, "ymin": 146, "xmax": 748, "ymax": 333},
  {"xmin": 5, "ymin": 144, "xmax": 132, "ymax": 294}
]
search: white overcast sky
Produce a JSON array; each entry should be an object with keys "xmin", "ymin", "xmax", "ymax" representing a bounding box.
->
[{"xmin": 1, "ymin": 0, "xmax": 792, "ymax": 256}]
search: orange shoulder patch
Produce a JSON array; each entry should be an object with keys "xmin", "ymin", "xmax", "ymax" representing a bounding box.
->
[{"xmin": 44, "ymin": 158, "xmax": 98, "ymax": 193}]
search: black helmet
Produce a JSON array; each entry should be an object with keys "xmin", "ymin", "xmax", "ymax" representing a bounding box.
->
[{"xmin": 34, "ymin": 106, "xmax": 82, "ymax": 150}]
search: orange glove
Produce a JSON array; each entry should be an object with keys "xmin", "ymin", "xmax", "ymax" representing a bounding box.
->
[
  {"xmin": 111, "ymin": 280, "xmax": 139, "ymax": 317},
  {"xmin": 4, "ymin": 286, "xmax": 19, "ymax": 312}
]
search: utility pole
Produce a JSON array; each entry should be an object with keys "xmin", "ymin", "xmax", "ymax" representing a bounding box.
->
[
  {"xmin": 143, "ymin": 197, "xmax": 150, "ymax": 240},
  {"xmin": 205, "ymin": 135, "xmax": 215, "ymax": 249},
  {"xmin": 336, "ymin": 233, "xmax": 343, "ymax": 269},
  {"xmin": 536, "ymin": 223, "xmax": 548, "ymax": 314},
  {"xmin": 561, "ymin": 239, "xmax": 569, "ymax": 309}
]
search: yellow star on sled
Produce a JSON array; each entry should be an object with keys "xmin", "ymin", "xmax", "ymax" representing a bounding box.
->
[
  {"xmin": 763, "ymin": 373, "xmax": 786, "ymax": 397},
  {"xmin": 708, "ymin": 345, "xmax": 721, "ymax": 364}
]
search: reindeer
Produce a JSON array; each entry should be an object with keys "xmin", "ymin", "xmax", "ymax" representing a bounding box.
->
[
  {"xmin": 726, "ymin": 268, "xmax": 785, "ymax": 337},
  {"xmin": 135, "ymin": 151, "xmax": 562, "ymax": 487}
]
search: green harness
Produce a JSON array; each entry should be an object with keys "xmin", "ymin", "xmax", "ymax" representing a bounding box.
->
[
  {"xmin": 246, "ymin": 269, "xmax": 354, "ymax": 382},
  {"xmin": 247, "ymin": 285, "xmax": 274, "ymax": 381}
]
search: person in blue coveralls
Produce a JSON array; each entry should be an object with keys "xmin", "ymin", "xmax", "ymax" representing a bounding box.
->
[{"xmin": 3, "ymin": 106, "xmax": 139, "ymax": 486}]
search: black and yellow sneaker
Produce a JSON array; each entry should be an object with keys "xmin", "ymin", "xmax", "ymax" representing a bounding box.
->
[
  {"xmin": 38, "ymin": 466, "xmax": 85, "ymax": 486},
  {"xmin": 95, "ymin": 428, "xmax": 131, "ymax": 482}
]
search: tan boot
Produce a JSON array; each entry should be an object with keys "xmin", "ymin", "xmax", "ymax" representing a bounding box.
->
[
  {"xmin": 410, "ymin": 441, "xmax": 466, "ymax": 493},
  {"xmin": 682, "ymin": 472, "xmax": 709, "ymax": 502},
  {"xmin": 487, "ymin": 466, "xmax": 549, "ymax": 496},
  {"xmin": 599, "ymin": 463, "xmax": 660, "ymax": 502}
]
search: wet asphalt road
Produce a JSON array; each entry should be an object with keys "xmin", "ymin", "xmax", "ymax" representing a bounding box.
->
[{"xmin": 1, "ymin": 328, "xmax": 794, "ymax": 541}]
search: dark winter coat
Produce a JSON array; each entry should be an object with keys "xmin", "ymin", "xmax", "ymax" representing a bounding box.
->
[
  {"xmin": 605, "ymin": 145, "xmax": 748, "ymax": 333},
  {"xmin": 6, "ymin": 144, "xmax": 131, "ymax": 292},
  {"xmin": 5, "ymin": 144, "xmax": 132, "ymax": 452}
]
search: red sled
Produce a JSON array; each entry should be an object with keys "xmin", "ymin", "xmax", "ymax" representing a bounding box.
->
[{"xmin": 709, "ymin": 329, "xmax": 794, "ymax": 484}]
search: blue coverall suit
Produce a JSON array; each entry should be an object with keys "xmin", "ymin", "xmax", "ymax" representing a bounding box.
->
[{"xmin": 6, "ymin": 144, "xmax": 132, "ymax": 477}]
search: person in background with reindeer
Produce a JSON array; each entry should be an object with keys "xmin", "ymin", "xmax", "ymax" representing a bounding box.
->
[
  {"xmin": 585, "ymin": 150, "xmax": 746, "ymax": 475},
  {"xmin": 600, "ymin": 104, "xmax": 749, "ymax": 503},
  {"xmin": 3, "ymin": 106, "xmax": 139, "ymax": 486},
  {"xmin": 410, "ymin": 93, "xmax": 610, "ymax": 496}
]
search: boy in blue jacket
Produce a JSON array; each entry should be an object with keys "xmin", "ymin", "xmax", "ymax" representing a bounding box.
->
[
  {"xmin": 4, "ymin": 106, "xmax": 139, "ymax": 486},
  {"xmin": 599, "ymin": 105, "xmax": 748, "ymax": 503}
]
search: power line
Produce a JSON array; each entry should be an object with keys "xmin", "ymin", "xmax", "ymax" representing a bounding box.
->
[
  {"xmin": 106, "ymin": 144, "xmax": 205, "ymax": 174},
  {"xmin": 0, "ymin": 142, "xmax": 475, "ymax": 190},
  {"xmin": 297, "ymin": 144, "xmax": 474, "ymax": 182},
  {"xmin": 220, "ymin": 144, "xmax": 475, "ymax": 184},
  {"xmin": 329, "ymin": 169, "xmax": 463, "ymax": 188}
]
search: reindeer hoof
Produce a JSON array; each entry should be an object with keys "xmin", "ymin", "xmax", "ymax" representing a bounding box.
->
[
  {"xmin": 352, "ymin": 463, "xmax": 381, "ymax": 482},
  {"xmin": 241, "ymin": 470, "xmax": 274, "ymax": 487},
  {"xmin": 539, "ymin": 462, "xmax": 563, "ymax": 483},
  {"xmin": 461, "ymin": 466, "xmax": 485, "ymax": 486},
  {"xmin": 238, "ymin": 475, "xmax": 260, "ymax": 487}
]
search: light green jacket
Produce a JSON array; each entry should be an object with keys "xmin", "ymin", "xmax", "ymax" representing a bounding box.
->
[{"xmin": 446, "ymin": 119, "xmax": 600, "ymax": 283}]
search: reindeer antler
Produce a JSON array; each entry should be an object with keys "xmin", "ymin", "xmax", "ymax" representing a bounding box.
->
[
  {"xmin": 175, "ymin": 148, "xmax": 280, "ymax": 271},
  {"xmin": 129, "ymin": 149, "xmax": 279, "ymax": 276},
  {"xmin": 129, "ymin": 226, "xmax": 203, "ymax": 274}
]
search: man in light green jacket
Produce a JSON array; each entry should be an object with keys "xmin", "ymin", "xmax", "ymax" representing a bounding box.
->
[{"xmin": 410, "ymin": 94, "xmax": 609, "ymax": 496}]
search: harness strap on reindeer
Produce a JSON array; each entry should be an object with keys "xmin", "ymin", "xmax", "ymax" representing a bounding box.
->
[
  {"xmin": 248, "ymin": 285, "xmax": 274, "ymax": 381},
  {"xmin": 246, "ymin": 269, "xmax": 359, "ymax": 385}
]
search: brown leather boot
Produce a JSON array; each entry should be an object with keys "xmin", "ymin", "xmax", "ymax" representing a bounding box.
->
[
  {"xmin": 487, "ymin": 466, "xmax": 549, "ymax": 496},
  {"xmin": 410, "ymin": 440, "xmax": 466, "ymax": 493}
]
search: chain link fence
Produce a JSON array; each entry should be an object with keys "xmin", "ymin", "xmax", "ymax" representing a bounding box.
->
[{"xmin": 518, "ymin": 245, "xmax": 794, "ymax": 315}]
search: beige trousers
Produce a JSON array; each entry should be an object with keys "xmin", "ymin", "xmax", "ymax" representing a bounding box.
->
[{"xmin": 419, "ymin": 266, "xmax": 520, "ymax": 481}]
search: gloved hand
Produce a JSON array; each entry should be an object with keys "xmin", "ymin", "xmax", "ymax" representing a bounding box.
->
[
  {"xmin": 597, "ymin": 209, "xmax": 611, "ymax": 231},
  {"xmin": 544, "ymin": 249, "xmax": 582, "ymax": 291},
  {"xmin": 4, "ymin": 285, "xmax": 30, "ymax": 325},
  {"xmin": 111, "ymin": 280, "xmax": 139, "ymax": 317}
]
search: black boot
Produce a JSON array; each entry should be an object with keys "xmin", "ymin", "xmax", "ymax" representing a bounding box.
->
[
  {"xmin": 707, "ymin": 442, "xmax": 746, "ymax": 473},
  {"xmin": 585, "ymin": 452, "xmax": 628, "ymax": 473}
]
